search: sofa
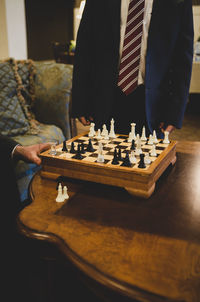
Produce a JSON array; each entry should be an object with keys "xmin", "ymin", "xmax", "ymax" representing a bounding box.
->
[{"xmin": 0, "ymin": 58, "xmax": 73, "ymax": 201}]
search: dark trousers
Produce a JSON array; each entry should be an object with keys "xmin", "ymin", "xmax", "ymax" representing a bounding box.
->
[{"xmin": 108, "ymin": 85, "xmax": 150, "ymax": 136}]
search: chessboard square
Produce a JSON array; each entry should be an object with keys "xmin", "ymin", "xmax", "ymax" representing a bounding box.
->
[
  {"xmin": 117, "ymin": 135, "xmax": 127, "ymax": 139},
  {"xmin": 95, "ymin": 159, "xmax": 110, "ymax": 164},
  {"xmin": 74, "ymin": 139, "xmax": 86, "ymax": 143},
  {"xmin": 103, "ymin": 147, "xmax": 113, "ymax": 151},
  {"xmin": 104, "ymin": 154, "xmax": 113, "ymax": 161},
  {"xmin": 82, "ymin": 156, "xmax": 97, "ymax": 163},
  {"xmin": 106, "ymin": 151, "xmax": 115, "ymax": 156},
  {"xmin": 117, "ymin": 145, "xmax": 128, "ymax": 150},
  {"xmin": 156, "ymin": 146, "xmax": 166, "ymax": 151},
  {"xmin": 89, "ymin": 153, "xmax": 98, "ymax": 158}
]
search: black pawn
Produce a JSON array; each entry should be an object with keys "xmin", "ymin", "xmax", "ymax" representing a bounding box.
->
[
  {"xmin": 138, "ymin": 153, "xmax": 146, "ymax": 169},
  {"xmin": 121, "ymin": 150, "xmax": 132, "ymax": 167},
  {"xmin": 111, "ymin": 148, "xmax": 119, "ymax": 165},
  {"xmin": 70, "ymin": 142, "xmax": 76, "ymax": 154},
  {"xmin": 74, "ymin": 144, "xmax": 84, "ymax": 159},
  {"xmin": 86, "ymin": 139, "xmax": 94, "ymax": 152},
  {"xmin": 130, "ymin": 139, "xmax": 135, "ymax": 151},
  {"xmin": 80, "ymin": 142, "xmax": 85, "ymax": 154},
  {"xmin": 62, "ymin": 140, "xmax": 68, "ymax": 152},
  {"xmin": 117, "ymin": 148, "xmax": 123, "ymax": 161}
]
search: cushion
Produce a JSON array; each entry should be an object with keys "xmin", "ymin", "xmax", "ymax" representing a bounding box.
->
[
  {"xmin": 0, "ymin": 61, "xmax": 30, "ymax": 136},
  {"xmin": 33, "ymin": 61, "xmax": 73, "ymax": 139}
]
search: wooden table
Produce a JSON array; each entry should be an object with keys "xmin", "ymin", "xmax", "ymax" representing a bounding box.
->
[{"xmin": 17, "ymin": 141, "xmax": 200, "ymax": 302}]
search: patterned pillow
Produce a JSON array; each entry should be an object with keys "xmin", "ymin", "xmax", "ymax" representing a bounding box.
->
[{"xmin": 0, "ymin": 61, "xmax": 30, "ymax": 136}]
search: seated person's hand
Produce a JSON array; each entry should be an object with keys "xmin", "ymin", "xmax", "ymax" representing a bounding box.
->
[
  {"xmin": 78, "ymin": 116, "xmax": 93, "ymax": 126},
  {"xmin": 14, "ymin": 143, "xmax": 52, "ymax": 165}
]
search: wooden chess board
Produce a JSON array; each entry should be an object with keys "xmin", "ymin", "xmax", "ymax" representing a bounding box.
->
[{"xmin": 40, "ymin": 131, "xmax": 177, "ymax": 198}]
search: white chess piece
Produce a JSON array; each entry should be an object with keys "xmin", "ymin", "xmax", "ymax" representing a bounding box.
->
[
  {"xmin": 56, "ymin": 183, "xmax": 65, "ymax": 202},
  {"xmin": 144, "ymin": 153, "xmax": 151, "ymax": 164},
  {"xmin": 96, "ymin": 129, "xmax": 102, "ymax": 140},
  {"xmin": 109, "ymin": 118, "xmax": 116, "ymax": 139},
  {"xmin": 141, "ymin": 126, "xmax": 147, "ymax": 141},
  {"xmin": 130, "ymin": 123, "xmax": 136, "ymax": 140},
  {"xmin": 130, "ymin": 151, "xmax": 137, "ymax": 164},
  {"xmin": 135, "ymin": 138, "xmax": 142, "ymax": 155},
  {"xmin": 89, "ymin": 122, "xmax": 96, "ymax": 137},
  {"xmin": 150, "ymin": 144, "xmax": 157, "ymax": 157},
  {"xmin": 97, "ymin": 142, "xmax": 104, "ymax": 163},
  {"xmin": 104, "ymin": 129, "xmax": 109, "ymax": 140},
  {"xmin": 63, "ymin": 186, "xmax": 69, "ymax": 200},
  {"xmin": 128, "ymin": 131, "xmax": 134, "ymax": 143},
  {"xmin": 135, "ymin": 134, "xmax": 140, "ymax": 145},
  {"xmin": 163, "ymin": 131, "xmax": 170, "ymax": 144},
  {"xmin": 101, "ymin": 124, "xmax": 107, "ymax": 136},
  {"xmin": 148, "ymin": 134, "xmax": 153, "ymax": 145},
  {"xmin": 152, "ymin": 130, "xmax": 158, "ymax": 144}
]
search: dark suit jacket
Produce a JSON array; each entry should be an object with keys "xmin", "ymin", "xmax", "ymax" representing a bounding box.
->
[
  {"xmin": 72, "ymin": 0, "xmax": 194, "ymax": 133},
  {"xmin": 0, "ymin": 135, "xmax": 21, "ymax": 221}
]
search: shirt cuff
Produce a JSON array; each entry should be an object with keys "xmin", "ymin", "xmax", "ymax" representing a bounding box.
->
[{"xmin": 11, "ymin": 144, "xmax": 20, "ymax": 159}]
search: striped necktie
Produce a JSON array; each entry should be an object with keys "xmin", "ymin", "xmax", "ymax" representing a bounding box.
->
[{"xmin": 118, "ymin": 0, "xmax": 145, "ymax": 95}]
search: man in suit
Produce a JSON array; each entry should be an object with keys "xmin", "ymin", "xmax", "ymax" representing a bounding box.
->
[
  {"xmin": 1, "ymin": 135, "xmax": 51, "ymax": 301},
  {"xmin": 71, "ymin": 0, "xmax": 194, "ymax": 137}
]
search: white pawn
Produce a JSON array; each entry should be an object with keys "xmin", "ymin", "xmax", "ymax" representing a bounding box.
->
[
  {"xmin": 56, "ymin": 183, "xmax": 65, "ymax": 202},
  {"xmin": 141, "ymin": 126, "xmax": 147, "ymax": 141},
  {"xmin": 130, "ymin": 151, "xmax": 137, "ymax": 164},
  {"xmin": 63, "ymin": 186, "xmax": 69, "ymax": 200},
  {"xmin": 96, "ymin": 129, "xmax": 102, "ymax": 140},
  {"xmin": 144, "ymin": 153, "xmax": 151, "ymax": 164},
  {"xmin": 163, "ymin": 131, "xmax": 170, "ymax": 144},
  {"xmin": 89, "ymin": 122, "xmax": 95, "ymax": 137},
  {"xmin": 150, "ymin": 144, "xmax": 157, "ymax": 157},
  {"xmin": 148, "ymin": 134, "xmax": 153, "ymax": 145},
  {"xmin": 109, "ymin": 118, "xmax": 116, "ymax": 139},
  {"xmin": 128, "ymin": 131, "xmax": 134, "ymax": 143},
  {"xmin": 104, "ymin": 129, "xmax": 109, "ymax": 140},
  {"xmin": 101, "ymin": 124, "xmax": 107, "ymax": 137},
  {"xmin": 97, "ymin": 142, "xmax": 104, "ymax": 163},
  {"xmin": 152, "ymin": 130, "xmax": 158, "ymax": 144}
]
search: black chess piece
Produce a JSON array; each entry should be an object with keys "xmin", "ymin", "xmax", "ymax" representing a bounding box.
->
[
  {"xmin": 111, "ymin": 148, "xmax": 119, "ymax": 165},
  {"xmin": 117, "ymin": 148, "xmax": 123, "ymax": 161},
  {"xmin": 62, "ymin": 140, "xmax": 68, "ymax": 152},
  {"xmin": 70, "ymin": 142, "xmax": 76, "ymax": 154},
  {"xmin": 121, "ymin": 150, "xmax": 132, "ymax": 167},
  {"xmin": 130, "ymin": 139, "xmax": 135, "ymax": 151},
  {"xmin": 138, "ymin": 153, "xmax": 146, "ymax": 168},
  {"xmin": 86, "ymin": 139, "xmax": 94, "ymax": 152},
  {"xmin": 80, "ymin": 142, "xmax": 85, "ymax": 154},
  {"xmin": 73, "ymin": 144, "xmax": 84, "ymax": 159}
]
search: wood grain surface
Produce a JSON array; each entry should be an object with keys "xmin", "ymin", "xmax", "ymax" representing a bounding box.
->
[{"xmin": 17, "ymin": 141, "xmax": 200, "ymax": 302}]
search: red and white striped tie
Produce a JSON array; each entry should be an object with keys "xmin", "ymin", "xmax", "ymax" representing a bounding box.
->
[{"xmin": 118, "ymin": 0, "xmax": 145, "ymax": 95}]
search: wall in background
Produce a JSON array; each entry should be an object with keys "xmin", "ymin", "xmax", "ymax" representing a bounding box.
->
[
  {"xmin": 25, "ymin": 0, "xmax": 74, "ymax": 61},
  {"xmin": 0, "ymin": 0, "xmax": 27, "ymax": 60},
  {"xmin": 193, "ymin": 6, "xmax": 200, "ymax": 42},
  {"xmin": 0, "ymin": 0, "xmax": 9, "ymax": 59}
]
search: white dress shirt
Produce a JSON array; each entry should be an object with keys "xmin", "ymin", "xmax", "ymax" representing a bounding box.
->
[{"xmin": 120, "ymin": 0, "xmax": 153, "ymax": 84}]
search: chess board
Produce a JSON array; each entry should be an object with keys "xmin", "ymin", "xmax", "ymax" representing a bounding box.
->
[{"xmin": 40, "ymin": 131, "xmax": 177, "ymax": 198}]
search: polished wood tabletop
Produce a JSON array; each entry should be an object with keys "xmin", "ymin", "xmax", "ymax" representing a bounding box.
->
[{"xmin": 17, "ymin": 141, "xmax": 200, "ymax": 302}]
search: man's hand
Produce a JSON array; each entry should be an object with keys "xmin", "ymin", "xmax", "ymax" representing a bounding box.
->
[
  {"xmin": 14, "ymin": 143, "xmax": 52, "ymax": 165},
  {"xmin": 159, "ymin": 123, "xmax": 176, "ymax": 134},
  {"xmin": 78, "ymin": 116, "xmax": 94, "ymax": 126}
]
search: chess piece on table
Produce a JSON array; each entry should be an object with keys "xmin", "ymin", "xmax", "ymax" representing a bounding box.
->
[
  {"xmin": 141, "ymin": 126, "xmax": 147, "ymax": 141},
  {"xmin": 63, "ymin": 186, "xmax": 69, "ymax": 200},
  {"xmin": 56, "ymin": 183, "xmax": 65, "ymax": 202},
  {"xmin": 109, "ymin": 118, "xmax": 116, "ymax": 139},
  {"xmin": 163, "ymin": 131, "xmax": 170, "ymax": 144},
  {"xmin": 62, "ymin": 140, "xmax": 68, "ymax": 152},
  {"xmin": 97, "ymin": 142, "xmax": 104, "ymax": 163}
]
